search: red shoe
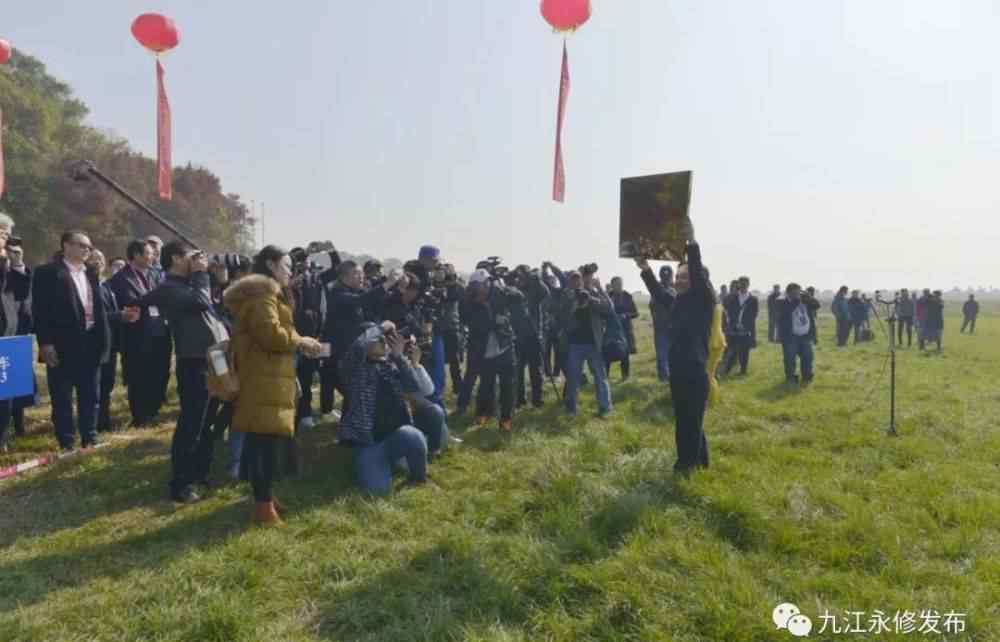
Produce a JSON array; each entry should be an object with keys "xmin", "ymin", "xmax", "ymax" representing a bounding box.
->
[
  {"xmin": 475, "ymin": 416, "xmax": 489, "ymax": 426},
  {"xmin": 499, "ymin": 419, "xmax": 513, "ymax": 432},
  {"xmin": 251, "ymin": 501, "xmax": 283, "ymax": 527},
  {"xmin": 272, "ymin": 496, "xmax": 286, "ymax": 517}
]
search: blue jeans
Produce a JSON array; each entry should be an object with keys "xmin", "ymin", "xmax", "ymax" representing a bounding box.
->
[
  {"xmin": 654, "ymin": 330, "xmax": 671, "ymax": 381},
  {"xmin": 354, "ymin": 426, "xmax": 428, "ymax": 494},
  {"xmin": 47, "ymin": 360, "xmax": 100, "ymax": 449},
  {"xmin": 428, "ymin": 334, "xmax": 447, "ymax": 409},
  {"xmin": 412, "ymin": 399, "xmax": 449, "ymax": 455},
  {"xmin": 564, "ymin": 343, "xmax": 611, "ymax": 415},
  {"xmin": 782, "ymin": 336, "xmax": 814, "ymax": 380}
]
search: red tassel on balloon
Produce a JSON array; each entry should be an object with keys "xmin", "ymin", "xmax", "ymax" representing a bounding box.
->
[
  {"xmin": 542, "ymin": 0, "xmax": 590, "ymax": 203},
  {"xmin": 132, "ymin": 13, "xmax": 180, "ymax": 201},
  {"xmin": 552, "ymin": 43, "xmax": 570, "ymax": 203},
  {"xmin": 156, "ymin": 61, "xmax": 172, "ymax": 200}
]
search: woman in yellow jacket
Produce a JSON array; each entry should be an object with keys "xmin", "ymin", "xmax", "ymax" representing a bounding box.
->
[
  {"xmin": 707, "ymin": 302, "xmax": 727, "ymax": 405},
  {"xmin": 224, "ymin": 246, "xmax": 322, "ymax": 526}
]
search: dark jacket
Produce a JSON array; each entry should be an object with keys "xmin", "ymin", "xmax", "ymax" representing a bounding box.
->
[
  {"xmin": 462, "ymin": 284, "xmax": 524, "ymax": 358},
  {"xmin": 649, "ymin": 282, "xmax": 676, "ymax": 334},
  {"xmin": 141, "ymin": 271, "xmax": 230, "ymax": 360},
  {"xmin": 766, "ymin": 291, "xmax": 781, "ymax": 318},
  {"xmin": 963, "ymin": 300, "xmax": 979, "ymax": 318},
  {"xmin": 557, "ymin": 285, "xmax": 612, "ymax": 349},
  {"xmin": 925, "ymin": 297, "xmax": 944, "ymax": 330},
  {"xmin": 514, "ymin": 273, "xmax": 550, "ymax": 347},
  {"xmin": 723, "ymin": 291, "xmax": 759, "ymax": 343},
  {"xmin": 323, "ymin": 282, "xmax": 388, "ymax": 358},
  {"xmin": 611, "ymin": 290, "xmax": 639, "ymax": 352},
  {"xmin": 0, "ymin": 265, "xmax": 31, "ymax": 337},
  {"xmin": 31, "ymin": 259, "xmax": 111, "ymax": 367},
  {"xmin": 848, "ymin": 296, "xmax": 866, "ymax": 323},
  {"xmin": 108, "ymin": 264, "xmax": 169, "ymax": 354},
  {"xmin": 640, "ymin": 242, "xmax": 714, "ymax": 374},
  {"xmin": 777, "ymin": 294, "xmax": 821, "ymax": 342},
  {"xmin": 293, "ymin": 272, "xmax": 326, "ymax": 338},
  {"xmin": 97, "ymin": 280, "xmax": 125, "ymax": 353}
]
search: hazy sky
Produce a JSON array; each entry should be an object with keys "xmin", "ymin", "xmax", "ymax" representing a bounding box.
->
[{"xmin": 5, "ymin": 1, "xmax": 1000, "ymax": 291}]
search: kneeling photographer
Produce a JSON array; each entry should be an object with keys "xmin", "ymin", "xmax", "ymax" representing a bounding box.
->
[
  {"xmin": 558, "ymin": 263, "xmax": 613, "ymax": 419},
  {"xmin": 336, "ymin": 321, "xmax": 435, "ymax": 494},
  {"xmin": 381, "ymin": 272, "xmax": 450, "ymax": 455},
  {"xmin": 463, "ymin": 266, "xmax": 525, "ymax": 431}
]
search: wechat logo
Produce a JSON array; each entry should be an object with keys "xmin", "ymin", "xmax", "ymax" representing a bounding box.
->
[{"xmin": 773, "ymin": 602, "xmax": 813, "ymax": 637}]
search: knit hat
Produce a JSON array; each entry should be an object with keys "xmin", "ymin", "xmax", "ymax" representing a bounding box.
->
[{"xmin": 418, "ymin": 245, "xmax": 441, "ymax": 261}]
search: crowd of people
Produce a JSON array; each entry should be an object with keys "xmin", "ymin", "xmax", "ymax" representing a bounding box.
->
[{"xmin": 0, "ymin": 211, "xmax": 984, "ymax": 525}]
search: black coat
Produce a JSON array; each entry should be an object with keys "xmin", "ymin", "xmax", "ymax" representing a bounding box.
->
[
  {"xmin": 31, "ymin": 260, "xmax": 111, "ymax": 368},
  {"xmin": 108, "ymin": 264, "xmax": 169, "ymax": 355},
  {"xmin": 323, "ymin": 282, "xmax": 388, "ymax": 357},
  {"xmin": 640, "ymin": 242, "xmax": 714, "ymax": 375},
  {"xmin": 723, "ymin": 292, "xmax": 759, "ymax": 343},
  {"xmin": 777, "ymin": 295, "xmax": 820, "ymax": 342},
  {"xmin": 462, "ymin": 284, "xmax": 524, "ymax": 358},
  {"xmin": 141, "ymin": 272, "xmax": 229, "ymax": 359}
]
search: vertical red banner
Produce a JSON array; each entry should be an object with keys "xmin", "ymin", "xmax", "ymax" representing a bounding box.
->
[
  {"xmin": 552, "ymin": 42, "xmax": 570, "ymax": 203},
  {"xmin": 0, "ymin": 107, "xmax": 5, "ymax": 198},
  {"xmin": 156, "ymin": 60, "xmax": 172, "ymax": 200}
]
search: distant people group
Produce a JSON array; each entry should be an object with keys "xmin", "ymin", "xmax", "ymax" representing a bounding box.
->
[{"xmin": 0, "ymin": 209, "xmax": 988, "ymax": 524}]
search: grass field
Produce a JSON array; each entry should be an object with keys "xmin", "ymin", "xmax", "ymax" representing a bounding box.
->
[{"xmin": 1, "ymin": 312, "xmax": 998, "ymax": 641}]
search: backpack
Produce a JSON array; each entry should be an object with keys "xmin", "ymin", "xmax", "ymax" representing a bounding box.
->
[
  {"xmin": 603, "ymin": 304, "xmax": 629, "ymax": 363},
  {"xmin": 205, "ymin": 340, "xmax": 240, "ymax": 401}
]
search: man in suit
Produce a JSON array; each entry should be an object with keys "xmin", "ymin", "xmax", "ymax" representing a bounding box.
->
[
  {"xmin": 109, "ymin": 239, "xmax": 170, "ymax": 427},
  {"xmin": 721, "ymin": 276, "xmax": 759, "ymax": 377},
  {"xmin": 87, "ymin": 249, "xmax": 139, "ymax": 432},
  {"xmin": 31, "ymin": 231, "xmax": 112, "ymax": 451}
]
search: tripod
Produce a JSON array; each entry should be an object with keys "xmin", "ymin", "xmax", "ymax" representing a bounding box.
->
[{"xmin": 874, "ymin": 291, "xmax": 899, "ymax": 436}]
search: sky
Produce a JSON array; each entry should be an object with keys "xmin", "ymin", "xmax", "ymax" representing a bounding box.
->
[{"xmin": 4, "ymin": 0, "xmax": 1000, "ymax": 292}]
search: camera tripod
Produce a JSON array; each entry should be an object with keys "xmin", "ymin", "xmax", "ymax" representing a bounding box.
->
[{"xmin": 874, "ymin": 291, "xmax": 899, "ymax": 436}]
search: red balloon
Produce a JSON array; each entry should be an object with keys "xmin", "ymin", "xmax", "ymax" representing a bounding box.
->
[
  {"xmin": 541, "ymin": 0, "xmax": 592, "ymax": 32},
  {"xmin": 131, "ymin": 13, "xmax": 180, "ymax": 53},
  {"xmin": 0, "ymin": 39, "xmax": 12, "ymax": 65}
]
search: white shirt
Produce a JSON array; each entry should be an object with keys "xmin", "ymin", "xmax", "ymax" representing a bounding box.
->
[{"xmin": 64, "ymin": 260, "xmax": 95, "ymax": 330}]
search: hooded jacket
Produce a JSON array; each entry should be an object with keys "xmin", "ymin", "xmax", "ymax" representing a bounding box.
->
[{"xmin": 224, "ymin": 274, "xmax": 302, "ymax": 438}]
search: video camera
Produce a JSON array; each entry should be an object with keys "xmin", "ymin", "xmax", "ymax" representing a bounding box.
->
[
  {"xmin": 208, "ymin": 253, "xmax": 251, "ymax": 274},
  {"xmin": 290, "ymin": 246, "xmax": 341, "ymax": 277}
]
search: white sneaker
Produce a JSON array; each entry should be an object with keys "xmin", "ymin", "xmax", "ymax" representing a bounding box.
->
[
  {"xmin": 323, "ymin": 410, "xmax": 342, "ymax": 424},
  {"xmin": 298, "ymin": 417, "xmax": 316, "ymax": 431}
]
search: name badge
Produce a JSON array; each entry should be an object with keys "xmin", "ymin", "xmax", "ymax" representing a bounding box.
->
[{"xmin": 148, "ymin": 306, "xmax": 160, "ymax": 318}]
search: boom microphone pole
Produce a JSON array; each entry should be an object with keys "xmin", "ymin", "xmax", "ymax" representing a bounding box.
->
[{"xmin": 70, "ymin": 160, "xmax": 201, "ymax": 250}]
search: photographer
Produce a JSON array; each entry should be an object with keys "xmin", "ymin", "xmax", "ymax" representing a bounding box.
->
[
  {"xmin": 438, "ymin": 263, "xmax": 466, "ymax": 396},
  {"xmin": 324, "ymin": 260, "xmax": 399, "ymax": 408},
  {"xmin": 141, "ymin": 242, "xmax": 232, "ymax": 503},
  {"xmin": 0, "ymin": 216, "xmax": 32, "ymax": 453},
  {"xmin": 290, "ymin": 248, "xmax": 328, "ymax": 428},
  {"xmin": 608, "ymin": 277, "xmax": 638, "ymax": 381},
  {"xmin": 558, "ymin": 264, "xmax": 612, "ymax": 419},
  {"xmin": 363, "ymin": 259, "xmax": 384, "ymax": 289},
  {"xmin": 637, "ymin": 241, "xmax": 715, "ymax": 475},
  {"xmin": 337, "ymin": 321, "xmax": 433, "ymax": 494},
  {"xmin": 540, "ymin": 265, "xmax": 563, "ymax": 378},
  {"xmin": 511, "ymin": 265, "xmax": 549, "ymax": 408},
  {"xmin": 721, "ymin": 276, "xmax": 758, "ymax": 377},
  {"xmin": 461, "ymin": 269, "xmax": 524, "ymax": 430}
]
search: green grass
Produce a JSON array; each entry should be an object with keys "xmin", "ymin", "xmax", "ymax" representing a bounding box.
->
[{"xmin": 1, "ymin": 313, "xmax": 998, "ymax": 641}]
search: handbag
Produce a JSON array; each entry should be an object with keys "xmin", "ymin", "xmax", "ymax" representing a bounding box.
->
[{"xmin": 205, "ymin": 340, "xmax": 240, "ymax": 402}]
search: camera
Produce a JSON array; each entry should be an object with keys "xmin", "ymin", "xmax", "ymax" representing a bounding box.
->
[
  {"xmin": 210, "ymin": 253, "xmax": 251, "ymax": 273},
  {"xmin": 478, "ymin": 256, "xmax": 509, "ymax": 281},
  {"xmin": 580, "ymin": 262, "xmax": 599, "ymax": 276}
]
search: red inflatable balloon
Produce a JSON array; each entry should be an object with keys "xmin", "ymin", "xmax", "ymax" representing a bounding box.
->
[
  {"xmin": 131, "ymin": 13, "xmax": 180, "ymax": 53},
  {"xmin": 541, "ymin": 0, "xmax": 592, "ymax": 32},
  {"xmin": 0, "ymin": 39, "xmax": 12, "ymax": 65}
]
